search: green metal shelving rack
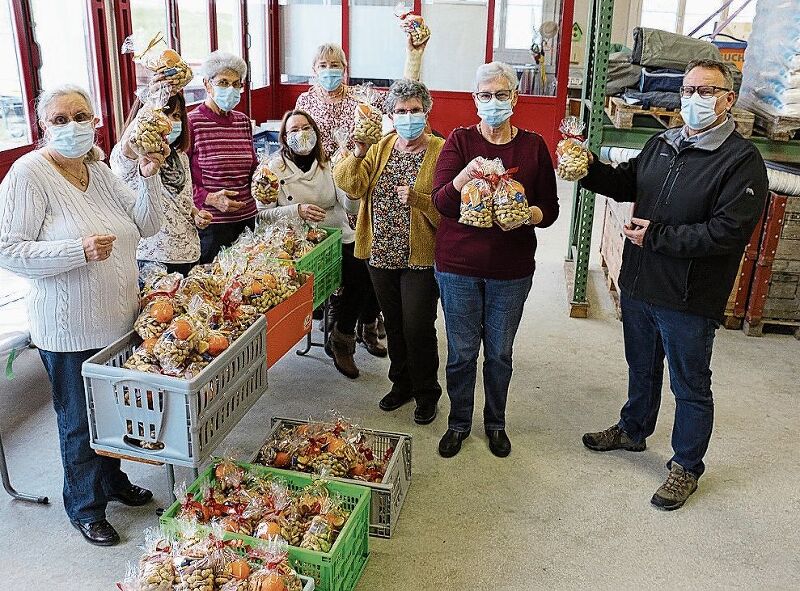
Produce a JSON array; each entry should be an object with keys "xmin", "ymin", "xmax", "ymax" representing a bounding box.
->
[{"xmin": 564, "ymin": 0, "xmax": 800, "ymax": 318}]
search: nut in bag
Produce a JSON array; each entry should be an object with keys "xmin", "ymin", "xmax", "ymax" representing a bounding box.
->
[
  {"xmin": 492, "ymin": 169, "xmax": 530, "ymax": 231},
  {"xmin": 459, "ymin": 158, "xmax": 505, "ymax": 228},
  {"xmin": 252, "ymin": 155, "xmax": 280, "ymax": 205},
  {"xmin": 122, "ymin": 32, "xmax": 193, "ymax": 95},
  {"xmin": 152, "ymin": 296, "xmax": 210, "ymax": 376},
  {"xmin": 395, "ymin": 3, "xmax": 431, "ymax": 47},
  {"xmin": 352, "ymin": 84, "xmax": 383, "ymax": 145},
  {"xmin": 130, "ymin": 83, "xmax": 173, "ymax": 156},
  {"xmin": 556, "ymin": 116, "xmax": 590, "ymax": 182}
]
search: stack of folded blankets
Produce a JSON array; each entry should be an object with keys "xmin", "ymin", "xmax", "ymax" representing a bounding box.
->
[
  {"xmin": 739, "ymin": 0, "xmax": 800, "ymax": 118},
  {"xmin": 605, "ymin": 27, "xmax": 740, "ymax": 111}
]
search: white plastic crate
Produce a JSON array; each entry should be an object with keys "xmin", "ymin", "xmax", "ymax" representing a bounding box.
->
[
  {"xmin": 253, "ymin": 417, "xmax": 412, "ymax": 538},
  {"xmin": 82, "ymin": 316, "xmax": 268, "ymax": 467}
]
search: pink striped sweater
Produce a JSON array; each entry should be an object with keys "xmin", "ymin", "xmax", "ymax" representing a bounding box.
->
[{"xmin": 187, "ymin": 103, "xmax": 257, "ymax": 224}]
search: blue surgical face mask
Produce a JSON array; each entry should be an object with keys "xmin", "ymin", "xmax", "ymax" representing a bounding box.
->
[
  {"xmin": 48, "ymin": 120, "xmax": 96, "ymax": 159},
  {"xmin": 680, "ymin": 93, "xmax": 720, "ymax": 131},
  {"xmin": 317, "ymin": 68, "xmax": 344, "ymax": 92},
  {"xmin": 477, "ymin": 97, "xmax": 513, "ymax": 128},
  {"xmin": 167, "ymin": 121, "xmax": 182, "ymax": 145},
  {"xmin": 393, "ymin": 112, "xmax": 427, "ymax": 140},
  {"xmin": 212, "ymin": 85, "xmax": 241, "ymax": 112}
]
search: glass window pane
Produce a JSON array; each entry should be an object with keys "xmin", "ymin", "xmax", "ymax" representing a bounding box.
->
[
  {"xmin": 247, "ymin": 0, "xmax": 270, "ymax": 89},
  {"xmin": 216, "ymin": 0, "xmax": 242, "ymax": 57},
  {"xmin": 30, "ymin": 0, "xmax": 101, "ymax": 118},
  {"xmin": 422, "ymin": 0, "xmax": 489, "ymax": 92},
  {"xmin": 0, "ymin": 1, "xmax": 30, "ymax": 150},
  {"xmin": 177, "ymin": 0, "xmax": 211, "ymax": 103},
  {"xmin": 492, "ymin": 0, "xmax": 560, "ymax": 96},
  {"xmin": 640, "ymin": 0, "xmax": 679, "ymax": 33},
  {"xmin": 682, "ymin": 0, "xmax": 722, "ymax": 37},
  {"xmin": 279, "ymin": 0, "xmax": 342, "ymax": 84},
  {"xmin": 130, "ymin": 0, "xmax": 170, "ymax": 93},
  {"xmin": 349, "ymin": 0, "xmax": 405, "ymax": 88}
]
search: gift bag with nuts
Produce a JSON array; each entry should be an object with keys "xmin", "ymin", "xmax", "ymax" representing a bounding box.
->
[
  {"xmin": 459, "ymin": 157, "xmax": 502, "ymax": 228},
  {"xmin": 153, "ymin": 296, "xmax": 209, "ymax": 377},
  {"xmin": 352, "ymin": 84, "xmax": 383, "ymax": 145},
  {"xmin": 395, "ymin": 3, "xmax": 431, "ymax": 47},
  {"xmin": 492, "ymin": 168, "xmax": 531, "ymax": 231},
  {"xmin": 122, "ymin": 32, "xmax": 193, "ymax": 95},
  {"xmin": 251, "ymin": 154, "xmax": 280, "ymax": 205},
  {"xmin": 331, "ymin": 127, "xmax": 352, "ymax": 168},
  {"xmin": 556, "ymin": 116, "xmax": 590, "ymax": 181},
  {"xmin": 130, "ymin": 83, "xmax": 173, "ymax": 156},
  {"xmin": 135, "ymin": 528, "xmax": 176, "ymax": 591}
]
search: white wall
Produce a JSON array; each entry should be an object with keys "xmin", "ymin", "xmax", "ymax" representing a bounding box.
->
[{"xmin": 280, "ymin": 4, "xmax": 342, "ymax": 79}]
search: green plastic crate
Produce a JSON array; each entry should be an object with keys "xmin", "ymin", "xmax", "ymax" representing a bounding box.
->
[
  {"xmin": 161, "ymin": 463, "xmax": 369, "ymax": 591},
  {"xmin": 296, "ymin": 228, "xmax": 342, "ymax": 309},
  {"xmin": 310, "ymin": 260, "xmax": 342, "ymax": 310}
]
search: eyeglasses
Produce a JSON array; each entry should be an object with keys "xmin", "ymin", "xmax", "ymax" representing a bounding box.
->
[
  {"xmin": 393, "ymin": 108, "xmax": 424, "ymax": 115},
  {"xmin": 213, "ymin": 79, "xmax": 244, "ymax": 90},
  {"xmin": 679, "ymin": 85, "xmax": 731, "ymax": 98},
  {"xmin": 473, "ymin": 90, "xmax": 513, "ymax": 103},
  {"xmin": 48, "ymin": 112, "xmax": 93, "ymax": 125}
]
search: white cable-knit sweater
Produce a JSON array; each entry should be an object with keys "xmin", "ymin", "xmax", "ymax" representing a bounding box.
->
[{"xmin": 0, "ymin": 151, "xmax": 163, "ymax": 352}]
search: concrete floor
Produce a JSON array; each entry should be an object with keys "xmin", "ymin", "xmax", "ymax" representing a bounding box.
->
[{"xmin": 0, "ymin": 180, "xmax": 797, "ymax": 591}]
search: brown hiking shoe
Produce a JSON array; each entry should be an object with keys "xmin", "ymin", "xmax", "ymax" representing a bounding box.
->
[
  {"xmin": 651, "ymin": 463, "xmax": 698, "ymax": 511},
  {"xmin": 582, "ymin": 424, "xmax": 646, "ymax": 452},
  {"xmin": 357, "ymin": 321, "xmax": 387, "ymax": 358},
  {"xmin": 325, "ymin": 326, "xmax": 359, "ymax": 379}
]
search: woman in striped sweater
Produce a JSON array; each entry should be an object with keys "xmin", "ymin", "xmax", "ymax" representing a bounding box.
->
[{"xmin": 188, "ymin": 50, "xmax": 257, "ymax": 263}]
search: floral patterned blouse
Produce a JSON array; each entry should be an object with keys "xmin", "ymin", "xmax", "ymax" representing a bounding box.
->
[
  {"xmin": 296, "ymin": 86, "xmax": 387, "ymax": 160},
  {"xmin": 110, "ymin": 146, "xmax": 200, "ymax": 264},
  {"xmin": 369, "ymin": 147, "xmax": 428, "ymax": 270}
]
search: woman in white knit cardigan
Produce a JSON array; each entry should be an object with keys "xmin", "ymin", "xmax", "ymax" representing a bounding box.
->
[{"xmin": 0, "ymin": 85, "xmax": 165, "ymax": 547}]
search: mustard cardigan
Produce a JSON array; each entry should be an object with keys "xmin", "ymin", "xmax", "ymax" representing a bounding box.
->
[{"xmin": 333, "ymin": 133, "xmax": 444, "ymax": 267}]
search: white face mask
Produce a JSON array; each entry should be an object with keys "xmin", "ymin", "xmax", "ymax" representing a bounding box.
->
[
  {"xmin": 286, "ymin": 128, "xmax": 317, "ymax": 156},
  {"xmin": 680, "ymin": 93, "xmax": 720, "ymax": 131}
]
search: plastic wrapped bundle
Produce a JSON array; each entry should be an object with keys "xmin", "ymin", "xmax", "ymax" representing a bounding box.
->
[{"xmin": 739, "ymin": 0, "xmax": 800, "ymax": 117}]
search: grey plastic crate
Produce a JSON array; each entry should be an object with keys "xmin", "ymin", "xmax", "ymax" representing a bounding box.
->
[
  {"xmin": 252, "ymin": 417, "xmax": 412, "ymax": 538},
  {"xmin": 82, "ymin": 316, "xmax": 268, "ymax": 468}
]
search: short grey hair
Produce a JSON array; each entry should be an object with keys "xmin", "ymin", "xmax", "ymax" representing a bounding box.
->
[
  {"xmin": 384, "ymin": 79, "xmax": 433, "ymax": 114},
  {"xmin": 685, "ymin": 59, "xmax": 734, "ymax": 90},
  {"xmin": 476, "ymin": 61, "xmax": 519, "ymax": 91},
  {"xmin": 202, "ymin": 50, "xmax": 247, "ymax": 81},
  {"xmin": 312, "ymin": 43, "xmax": 348, "ymax": 70},
  {"xmin": 36, "ymin": 84, "xmax": 103, "ymax": 162}
]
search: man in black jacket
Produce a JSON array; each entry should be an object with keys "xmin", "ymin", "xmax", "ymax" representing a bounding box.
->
[{"xmin": 577, "ymin": 59, "xmax": 768, "ymax": 510}]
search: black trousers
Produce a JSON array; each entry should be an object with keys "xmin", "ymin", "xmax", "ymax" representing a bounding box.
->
[
  {"xmin": 337, "ymin": 243, "xmax": 377, "ymax": 335},
  {"xmin": 368, "ymin": 265, "xmax": 441, "ymax": 404},
  {"xmin": 198, "ymin": 218, "xmax": 256, "ymax": 264}
]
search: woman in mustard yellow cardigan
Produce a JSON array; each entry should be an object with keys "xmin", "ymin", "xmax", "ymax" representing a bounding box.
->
[{"xmin": 334, "ymin": 79, "xmax": 443, "ymax": 426}]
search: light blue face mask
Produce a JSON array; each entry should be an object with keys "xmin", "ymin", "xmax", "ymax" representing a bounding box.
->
[
  {"xmin": 680, "ymin": 93, "xmax": 719, "ymax": 131},
  {"xmin": 477, "ymin": 97, "xmax": 514, "ymax": 128},
  {"xmin": 212, "ymin": 85, "xmax": 241, "ymax": 112},
  {"xmin": 394, "ymin": 113, "xmax": 427, "ymax": 140},
  {"xmin": 48, "ymin": 121, "xmax": 96, "ymax": 159},
  {"xmin": 317, "ymin": 68, "xmax": 344, "ymax": 92},
  {"xmin": 167, "ymin": 121, "xmax": 182, "ymax": 145}
]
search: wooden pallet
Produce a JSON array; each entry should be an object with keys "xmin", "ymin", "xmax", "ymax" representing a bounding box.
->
[
  {"xmin": 600, "ymin": 253, "xmax": 622, "ymax": 319},
  {"xmin": 605, "ymin": 97, "xmax": 683, "ymax": 129},
  {"xmin": 751, "ymin": 109, "xmax": 800, "ymax": 141},
  {"xmin": 742, "ymin": 317, "xmax": 800, "ymax": 338},
  {"xmin": 732, "ymin": 107, "xmax": 755, "ymax": 139}
]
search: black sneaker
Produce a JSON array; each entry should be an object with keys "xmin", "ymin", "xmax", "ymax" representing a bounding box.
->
[
  {"xmin": 438, "ymin": 429, "xmax": 470, "ymax": 458},
  {"xmin": 582, "ymin": 424, "xmax": 646, "ymax": 452},
  {"xmin": 71, "ymin": 519, "xmax": 120, "ymax": 546},
  {"xmin": 379, "ymin": 390, "xmax": 413, "ymax": 412},
  {"xmin": 414, "ymin": 401, "xmax": 438, "ymax": 425}
]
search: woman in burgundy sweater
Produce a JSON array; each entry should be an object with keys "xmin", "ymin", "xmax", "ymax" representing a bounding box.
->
[
  {"xmin": 188, "ymin": 50, "xmax": 257, "ymax": 263},
  {"xmin": 432, "ymin": 62, "xmax": 559, "ymax": 459}
]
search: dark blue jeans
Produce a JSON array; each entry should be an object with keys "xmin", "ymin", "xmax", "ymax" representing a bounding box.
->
[
  {"xmin": 435, "ymin": 270, "xmax": 533, "ymax": 432},
  {"xmin": 39, "ymin": 349, "xmax": 132, "ymax": 524},
  {"xmin": 619, "ymin": 293, "xmax": 719, "ymax": 477}
]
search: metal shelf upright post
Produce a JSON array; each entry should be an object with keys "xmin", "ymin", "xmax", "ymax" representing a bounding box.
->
[{"xmin": 565, "ymin": 0, "xmax": 616, "ymax": 318}]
